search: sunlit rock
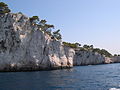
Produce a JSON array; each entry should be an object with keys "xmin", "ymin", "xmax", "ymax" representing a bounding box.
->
[
  {"xmin": 0, "ymin": 13, "xmax": 75, "ymax": 71},
  {"xmin": 73, "ymin": 50, "xmax": 105, "ymax": 65}
]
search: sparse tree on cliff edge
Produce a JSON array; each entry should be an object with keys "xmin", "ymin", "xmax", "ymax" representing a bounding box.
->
[
  {"xmin": 0, "ymin": 2, "xmax": 11, "ymax": 15},
  {"xmin": 30, "ymin": 16, "xmax": 39, "ymax": 24},
  {"xmin": 53, "ymin": 29, "xmax": 62, "ymax": 40},
  {"xmin": 114, "ymin": 54, "xmax": 117, "ymax": 56},
  {"xmin": 38, "ymin": 19, "xmax": 54, "ymax": 35},
  {"xmin": 39, "ymin": 20, "xmax": 54, "ymax": 31},
  {"xmin": 75, "ymin": 42, "xmax": 81, "ymax": 47}
]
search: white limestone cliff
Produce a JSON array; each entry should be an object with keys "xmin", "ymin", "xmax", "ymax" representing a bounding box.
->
[
  {"xmin": 0, "ymin": 13, "xmax": 75, "ymax": 71},
  {"xmin": 0, "ymin": 12, "xmax": 119, "ymax": 71},
  {"xmin": 73, "ymin": 50, "xmax": 105, "ymax": 65},
  {"xmin": 111, "ymin": 56, "xmax": 120, "ymax": 63}
]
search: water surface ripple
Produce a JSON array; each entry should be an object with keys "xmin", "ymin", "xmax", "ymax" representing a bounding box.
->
[{"xmin": 0, "ymin": 63, "xmax": 120, "ymax": 90}]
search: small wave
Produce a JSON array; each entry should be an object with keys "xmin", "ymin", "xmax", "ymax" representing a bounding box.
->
[
  {"xmin": 109, "ymin": 88, "xmax": 120, "ymax": 90},
  {"xmin": 88, "ymin": 65, "xmax": 92, "ymax": 66}
]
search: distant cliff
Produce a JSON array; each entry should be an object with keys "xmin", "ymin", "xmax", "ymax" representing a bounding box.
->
[
  {"xmin": 73, "ymin": 50, "xmax": 105, "ymax": 66},
  {"xmin": 73, "ymin": 49, "xmax": 120, "ymax": 66},
  {"xmin": 0, "ymin": 13, "xmax": 75, "ymax": 71},
  {"xmin": 104, "ymin": 56, "xmax": 120, "ymax": 64}
]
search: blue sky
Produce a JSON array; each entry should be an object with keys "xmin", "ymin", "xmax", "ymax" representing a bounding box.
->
[{"xmin": 2, "ymin": 0, "xmax": 120, "ymax": 54}]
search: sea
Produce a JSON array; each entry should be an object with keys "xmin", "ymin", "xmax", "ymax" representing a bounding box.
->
[{"xmin": 0, "ymin": 63, "xmax": 120, "ymax": 90}]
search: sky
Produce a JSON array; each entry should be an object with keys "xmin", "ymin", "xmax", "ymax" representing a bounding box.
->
[{"xmin": 2, "ymin": 0, "xmax": 120, "ymax": 54}]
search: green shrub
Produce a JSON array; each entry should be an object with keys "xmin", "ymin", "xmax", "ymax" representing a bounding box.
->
[
  {"xmin": 0, "ymin": 2, "xmax": 11, "ymax": 14},
  {"xmin": 63, "ymin": 42, "xmax": 80, "ymax": 48},
  {"xmin": 30, "ymin": 16, "xmax": 39, "ymax": 24},
  {"xmin": 92, "ymin": 48, "xmax": 112, "ymax": 57},
  {"xmin": 53, "ymin": 30, "xmax": 62, "ymax": 40}
]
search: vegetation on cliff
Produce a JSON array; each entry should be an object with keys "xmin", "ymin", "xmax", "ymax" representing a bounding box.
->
[
  {"xmin": 0, "ymin": 2, "xmax": 114, "ymax": 58},
  {"xmin": 63, "ymin": 42, "xmax": 112, "ymax": 57},
  {"xmin": 63, "ymin": 42, "xmax": 81, "ymax": 48},
  {"xmin": 30, "ymin": 16, "xmax": 62, "ymax": 40},
  {"xmin": 114, "ymin": 54, "xmax": 120, "ymax": 56},
  {"xmin": 0, "ymin": 2, "xmax": 11, "ymax": 14}
]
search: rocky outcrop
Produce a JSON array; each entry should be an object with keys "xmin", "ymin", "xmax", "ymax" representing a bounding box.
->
[
  {"xmin": 104, "ymin": 56, "xmax": 120, "ymax": 64},
  {"xmin": 0, "ymin": 12, "xmax": 120, "ymax": 72},
  {"xmin": 110, "ymin": 56, "xmax": 120, "ymax": 63},
  {"xmin": 73, "ymin": 50, "xmax": 105, "ymax": 65},
  {"xmin": 73, "ymin": 50, "xmax": 120, "ymax": 65},
  {"xmin": 104, "ymin": 57, "xmax": 113, "ymax": 64},
  {"xmin": 0, "ymin": 13, "xmax": 75, "ymax": 71}
]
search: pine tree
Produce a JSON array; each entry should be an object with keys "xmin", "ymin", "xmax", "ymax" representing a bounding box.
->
[{"xmin": 0, "ymin": 2, "xmax": 11, "ymax": 14}]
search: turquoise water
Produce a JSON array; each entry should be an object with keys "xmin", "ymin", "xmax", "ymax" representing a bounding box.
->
[{"xmin": 0, "ymin": 63, "xmax": 120, "ymax": 90}]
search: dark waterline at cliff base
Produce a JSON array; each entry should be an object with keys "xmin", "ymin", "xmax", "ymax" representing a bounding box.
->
[{"xmin": 0, "ymin": 63, "xmax": 120, "ymax": 90}]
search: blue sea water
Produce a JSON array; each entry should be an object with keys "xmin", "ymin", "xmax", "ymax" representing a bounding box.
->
[{"xmin": 0, "ymin": 63, "xmax": 120, "ymax": 90}]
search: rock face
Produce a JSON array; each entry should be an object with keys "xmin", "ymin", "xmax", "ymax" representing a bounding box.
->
[
  {"xmin": 0, "ymin": 12, "xmax": 120, "ymax": 72},
  {"xmin": 0, "ymin": 13, "xmax": 75, "ymax": 71},
  {"xmin": 111, "ymin": 56, "xmax": 120, "ymax": 63},
  {"xmin": 73, "ymin": 50, "xmax": 105, "ymax": 65},
  {"xmin": 104, "ymin": 56, "xmax": 120, "ymax": 64},
  {"xmin": 73, "ymin": 50, "xmax": 120, "ymax": 65},
  {"xmin": 104, "ymin": 57, "xmax": 113, "ymax": 64}
]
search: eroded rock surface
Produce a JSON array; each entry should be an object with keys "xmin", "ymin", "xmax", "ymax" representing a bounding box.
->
[
  {"xmin": 111, "ymin": 56, "xmax": 120, "ymax": 63},
  {"xmin": 73, "ymin": 50, "xmax": 105, "ymax": 65},
  {"xmin": 0, "ymin": 13, "xmax": 75, "ymax": 71},
  {"xmin": 0, "ymin": 13, "xmax": 120, "ymax": 71},
  {"xmin": 73, "ymin": 50, "xmax": 120, "ymax": 65}
]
